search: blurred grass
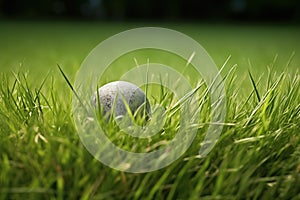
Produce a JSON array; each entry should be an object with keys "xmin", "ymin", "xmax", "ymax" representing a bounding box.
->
[
  {"xmin": 0, "ymin": 21, "xmax": 299, "ymax": 96},
  {"xmin": 0, "ymin": 21, "xmax": 299, "ymax": 75}
]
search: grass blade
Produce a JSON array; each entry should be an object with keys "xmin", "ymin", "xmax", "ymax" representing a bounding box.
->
[{"xmin": 248, "ymin": 69, "xmax": 261, "ymax": 102}]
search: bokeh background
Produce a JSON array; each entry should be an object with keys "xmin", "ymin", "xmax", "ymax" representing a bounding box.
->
[
  {"xmin": 1, "ymin": 0, "xmax": 300, "ymax": 21},
  {"xmin": 0, "ymin": 0, "xmax": 299, "ymax": 87}
]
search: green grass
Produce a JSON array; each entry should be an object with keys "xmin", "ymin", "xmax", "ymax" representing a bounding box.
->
[{"xmin": 0, "ymin": 21, "xmax": 300, "ymax": 199}]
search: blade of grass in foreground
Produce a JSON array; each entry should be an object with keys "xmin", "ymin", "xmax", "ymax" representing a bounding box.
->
[
  {"xmin": 248, "ymin": 69, "xmax": 261, "ymax": 102},
  {"xmin": 57, "ymin": 64, "xmax": 87, "ymax": 113}
]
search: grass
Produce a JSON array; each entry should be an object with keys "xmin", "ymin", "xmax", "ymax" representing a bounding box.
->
[{"xmin": 0, "ymin": 21, "xmax": 300, "ymax": 199}]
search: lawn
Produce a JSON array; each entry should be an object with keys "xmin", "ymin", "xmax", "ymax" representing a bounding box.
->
[{"xmin": 0, "ymin": 21, "xmax": 299, "ymax": 199}]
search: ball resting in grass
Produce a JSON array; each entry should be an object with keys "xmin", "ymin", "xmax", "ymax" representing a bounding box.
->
[{"xmin": 92, "ymin": 81, "xmax": 150, "ymax": 121}]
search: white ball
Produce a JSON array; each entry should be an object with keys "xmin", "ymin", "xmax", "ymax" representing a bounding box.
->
[{"xmin": 92, "ymin": 81, "xmax": 150, "ymax": 118}]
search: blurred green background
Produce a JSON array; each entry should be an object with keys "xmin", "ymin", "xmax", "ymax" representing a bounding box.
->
[
  {"xmin": 1, "ymin": 0, "xmax": 299, "ymax": 76},
  {"xmin": 0, "ymin": 1, "xmax": 299, "ymax": 90},
  {"xmin": 0, "ymin": 21, "xmax": 299, "ymax": 80}
]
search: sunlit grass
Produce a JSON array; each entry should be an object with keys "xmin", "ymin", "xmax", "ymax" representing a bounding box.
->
[
  {"xmin": 0, "ymin": 22, "xmax": 300, "ymax": 199},
  {"xmin": 0, "ymin": 60, "xmax": 299, "ymax": 199}
]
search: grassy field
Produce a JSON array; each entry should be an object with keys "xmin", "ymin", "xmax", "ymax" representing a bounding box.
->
[{"xmin": 0, "ymin": 21, "xmax": 300, "ymax": 199}]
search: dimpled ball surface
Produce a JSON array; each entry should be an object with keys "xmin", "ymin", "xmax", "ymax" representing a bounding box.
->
[{"xmin": 92, "ymin": 81, "xmax": 150, "ymax": 118}]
